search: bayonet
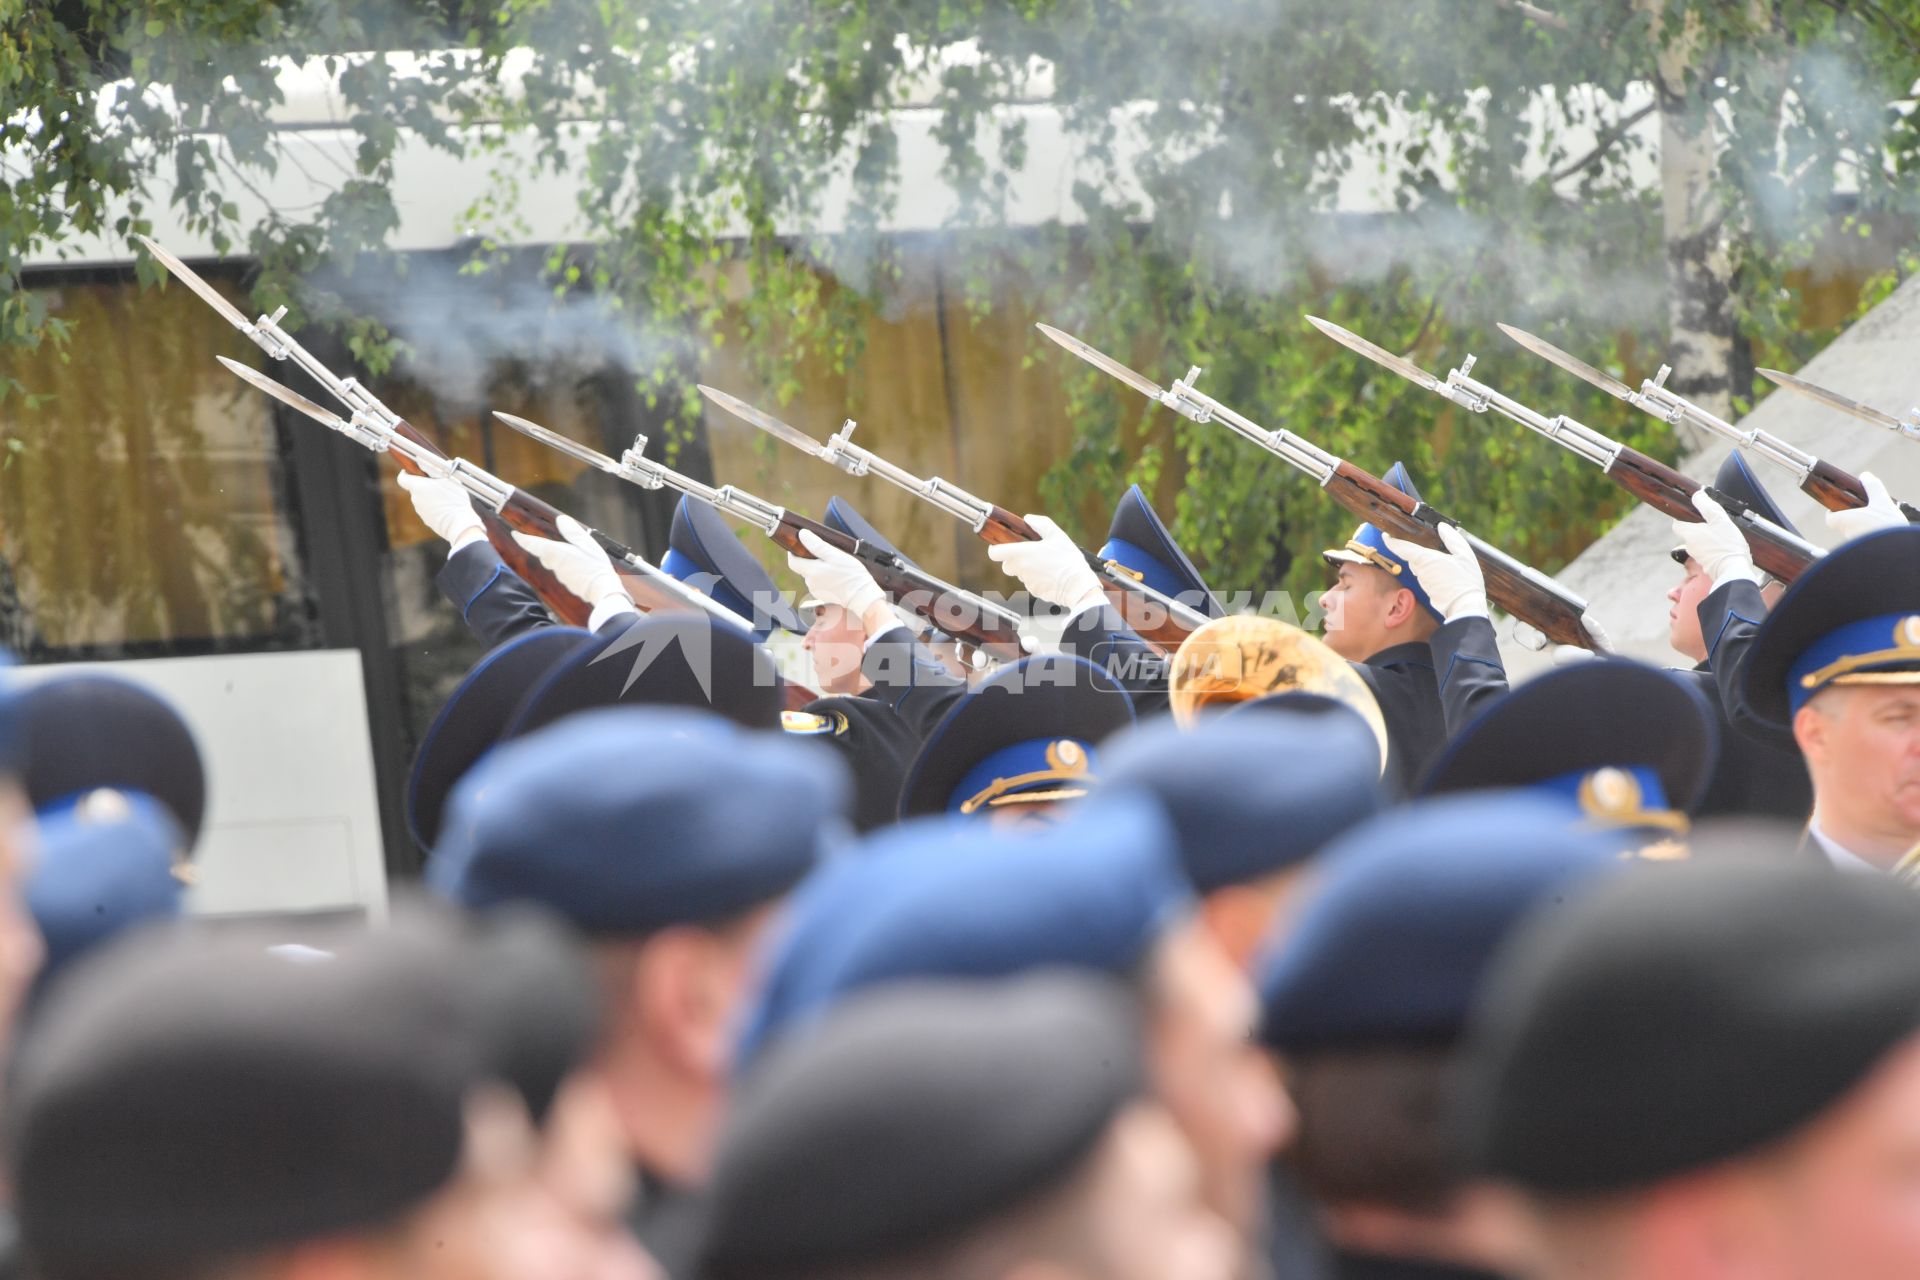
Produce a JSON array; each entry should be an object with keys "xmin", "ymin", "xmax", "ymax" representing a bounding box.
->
[
  {"xmin": 217, "ymin": 359, "xmax": 735, "ymax": 628},
  {"xmin": 137, "ymin": 235, "xmax": 273, "ymax": 342},
  {"xmin": 1757, "ymin": 367, "xmax": 1920, "ymax": 442},
  {"xmin": 1504, "ymin": 326, "xmax": 1920, "ymax": 523},
  {"xmin": 1307, "ymin": 318, "xmax": 1822, "ymax": 584},
  {"xmin": 1040, "ymin": 323, "xmax": 1605, "ymax": 650},
  {"xmin": 697, "ymin": 384, "xmax": 1207, "ymax": 654},
  {"xmin": 1304, "ymin": 317, "xmax": 1457, "ymax": 398},
  {"xmin": 151, "ymin": 235, "xmax": 600, "ymax": 627},
  {"xmin": 697, "ymin": 385, "xmax": 1034, "ymax": 530},
  {"xmin": 1033, "ymin": 324, "xmax": 1171, "ymax": 401},
  {"xmin": 493, "ymin": 410, "xmax": 1029, "ymax": 662}
]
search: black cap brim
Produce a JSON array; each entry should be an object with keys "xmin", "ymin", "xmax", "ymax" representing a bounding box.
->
[
  {"xmin": 899, "ymin": 656, "xmax": 1135, "ymax": 819},
  {"xmin": 407, "ymin": 627, "xmax": 596, "ymax": 848},
  {"xmin": 505, "ymin": 614, "xmax": 785, "ymax": 737},
  {"xmin": 671, "ymin": 499, "xmax": 804, "ymax": 635},
  {"xmin": 1743, "ymin": 528, "xmax": 1920, "ymax": 726},
  {"xmin": 1420, "ymin": 661, "xmax": 1716, "ymax": 815}
]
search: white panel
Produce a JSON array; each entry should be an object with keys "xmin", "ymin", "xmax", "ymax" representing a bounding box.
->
[{"xmin": 11, "ymin": 650, "xmax": 388, "ymax": 919}]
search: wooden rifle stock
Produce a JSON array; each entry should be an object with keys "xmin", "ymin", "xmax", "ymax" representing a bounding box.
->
[
  {"xmin": 1803, "ymin": 457, "xmax": 1871, "ymax": 513},
  {"xmin": 774, "ymin": 512, "xmax": 1028, "ymax": 662},
  {"xmin": 1603, "ymin": 448, "xmax": 1816, "ymax": 584},
  {"xmin": 1323, "ymin": 465, "xmax": 1597, "ymax": 649},
  {"xmin": 386, "ymin": 422, "xmax": 594, "ymax": 628},
  {"xmin": 1803, "ymin": 458, "xmax": 1920, "ymax": 523},
  {"xmin": 976, "ymin": 506, "xmax": 1040, "ymax": 544},
  {"xmin": 389, "ymin": 422, "xmax": 710, "ymax": 623}
]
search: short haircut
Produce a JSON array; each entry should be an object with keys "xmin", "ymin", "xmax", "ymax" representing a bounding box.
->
[{"xmin": 1285, "ymin": 1043, "xmax": 1461, "ymax": 1214}]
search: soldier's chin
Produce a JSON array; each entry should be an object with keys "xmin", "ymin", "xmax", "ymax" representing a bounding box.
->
[{"xmin": 1320, "ymin": 627, "xmax": 1360, "ymax": 661}]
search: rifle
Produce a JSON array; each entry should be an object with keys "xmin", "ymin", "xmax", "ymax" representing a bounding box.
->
[
  {"xmin": 138, "ymin": 235, "xmax": 596, "ymax": 628},
  {"xmin": 1757, "ymin": 367, "xmax": 1920, "ymax": 444},
  {"xmin": 1501, "ymin": 325, "xmax": 1920, "ymax": 523},
  {"xmin": 1308, "ymin": 317, "xmax": 1825, "ymax": 585},
  {"xmin": 489, "ymin": 411, "xmax": 1032, "ymax": 664},
  {"xmin": 1037, "ymin": 324, "xmax": 1605, "ymax": 650},
  {"xmin": 694, "ymin": 385, "xmax": 1209, "ymax": 654},
  {"xmin": 217, "ymin": 359, "xmax": 768, "ymax": 633}
]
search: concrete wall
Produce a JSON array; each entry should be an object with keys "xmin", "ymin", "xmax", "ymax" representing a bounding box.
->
[{"xmin": 12, "ymin": 650, "xmax": 388, "ymax": 920}]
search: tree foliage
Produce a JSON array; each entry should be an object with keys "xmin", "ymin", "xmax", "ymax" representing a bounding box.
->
[{"xmin": 5, "ymin": 0, "xmax": 1919, "ymax": 600}]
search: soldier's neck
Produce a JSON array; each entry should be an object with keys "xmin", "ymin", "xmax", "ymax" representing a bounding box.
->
[
  {"xmin": 595, "ymin": 1042, "xmax": 717, "ymax": 1187},
  {"xmin": 1809, "ymin": 809, "xmax": 1915, "ymax": 870}
]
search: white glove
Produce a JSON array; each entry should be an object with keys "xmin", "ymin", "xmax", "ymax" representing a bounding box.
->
[
  {"xmin": 988, "ymin": 514, "xmax": 1105, "ymax": 612},
  {"xmin": 1379, "ymin": 523, "xmax": 1487, "ymax": 622},
  {"xmin": 1674, "ymin": 489, "xmax": 1760, "ymax": 589},
  {"xmin": 397, "ymin": 471, "xmax": 486, "ymax": 553},
  {"xmin": 1579, "ymin": 609, "xmax": 1614, "ymax": 654},
  {"xmin": 1551, "ymin": 644, "xmax": 1597, "ymax": 666},
  {"xmin": 1824, "ymin": 471, "xmax": 1906, "ymax": 544},
  {"xmin": 512, "ymin": 516, "xmax": 633, "ymax": 625},
  {"xmin": 789, "ymin": 529, "xmax": 889, "ymax": 631}
]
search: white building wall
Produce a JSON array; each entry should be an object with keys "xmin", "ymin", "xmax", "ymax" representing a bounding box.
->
[{"xmin": 12, "ymin": 650, "xmax": 389, "ymax": 919}]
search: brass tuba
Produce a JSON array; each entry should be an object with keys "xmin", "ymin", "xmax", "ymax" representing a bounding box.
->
[{"xmin": 1166, "ymin": 615, "xmax": 1390, "ymax": 772}]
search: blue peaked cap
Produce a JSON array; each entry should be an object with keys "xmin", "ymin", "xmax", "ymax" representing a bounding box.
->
[
  {"xmin": 1321, "ymin": 462, "xmax": 1441, "ymax": 621},
  {"xmin": 733, "ymin": 793, "xmax": 1189, "ymax": 1068},
  {"xmin": 27, "ymin": 793, "xmax": 187, "ymax": 990},
  {"xmin": 662, "ymin": 497, "xmax": 803, "ymax": 640},
  {"xmin": 1098, "ymin": 485, "xmax": 1224, "ymax": 617},
  {"xmin": 429, "ymin": 707, "xmax": 851, "ymax": 935},
  {"xmin": 1257, "ymin": 793, "xmax": 1632, "ymax": 1051},
  {"xmin": 1097, "ymin": 708, "xmax": 1384, "ymax": 893}
]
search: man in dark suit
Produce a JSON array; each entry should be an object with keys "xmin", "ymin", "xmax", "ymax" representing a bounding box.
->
[
  {"xmin": 1320, "ymin": 464, "xmax": 1451, "ymax": 795},
  {"xmin": 1390, "ymin": 454, "xmax": 1812, "ymax": 820}
]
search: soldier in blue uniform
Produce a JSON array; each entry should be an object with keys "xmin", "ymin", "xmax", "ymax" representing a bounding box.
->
[
  {"xmin": 1387, "ymin": 453, "xmax": 1812, "ymax": 822},
  {"xmin": 735, "ymin": 794, "xmax": 1291, "ymax": 1277},
  {"xmin": 403, "ymin": 468, "xmax": 796, "ymax": 650},
  {"xmin": 404, "ymin": 487, "xmax": 914, "ymax": 830},
  {"xmin": 428, "ymin": 706, "xmax": 852, "ymax": 1276},
  {"xmin": 1259, "ymin": 794, "xmax": 1632, "ymax": 1280},
  {"xmin": 797, "ymin": 496, "xmax": 972, "ymax": 697},
  {"xmin": 791, "ymin": 486, "xmax": 1208, "ymax": 736},
  {"xmin": 1319, "ymin": 464, "xmax": 1451, "ymax": 795},
  {"xmin": 1740, "ymin": 526, "xmax": 1920, "ymax": 871}
]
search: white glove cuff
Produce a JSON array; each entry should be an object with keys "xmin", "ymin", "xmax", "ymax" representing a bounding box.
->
[
  {"xmin": 1710, "ymin": 563, "xmax": 1765, "ymax": 592},
  {"xmin": 447, "ymin": 526, "xmax": 489, "ymax": 558},
  {"xmin": 587, "ymin": 596, "xmax": 640, "ymax": 633}
]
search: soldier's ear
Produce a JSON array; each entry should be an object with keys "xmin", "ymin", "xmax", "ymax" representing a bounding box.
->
[
  {"xmin": 1791, "ymin": 701, "xmax": 1828, "ymax": 764},
  {"xmin": 1383, "ymin": 585, "xmax": 1419, "ymax": 628}
]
